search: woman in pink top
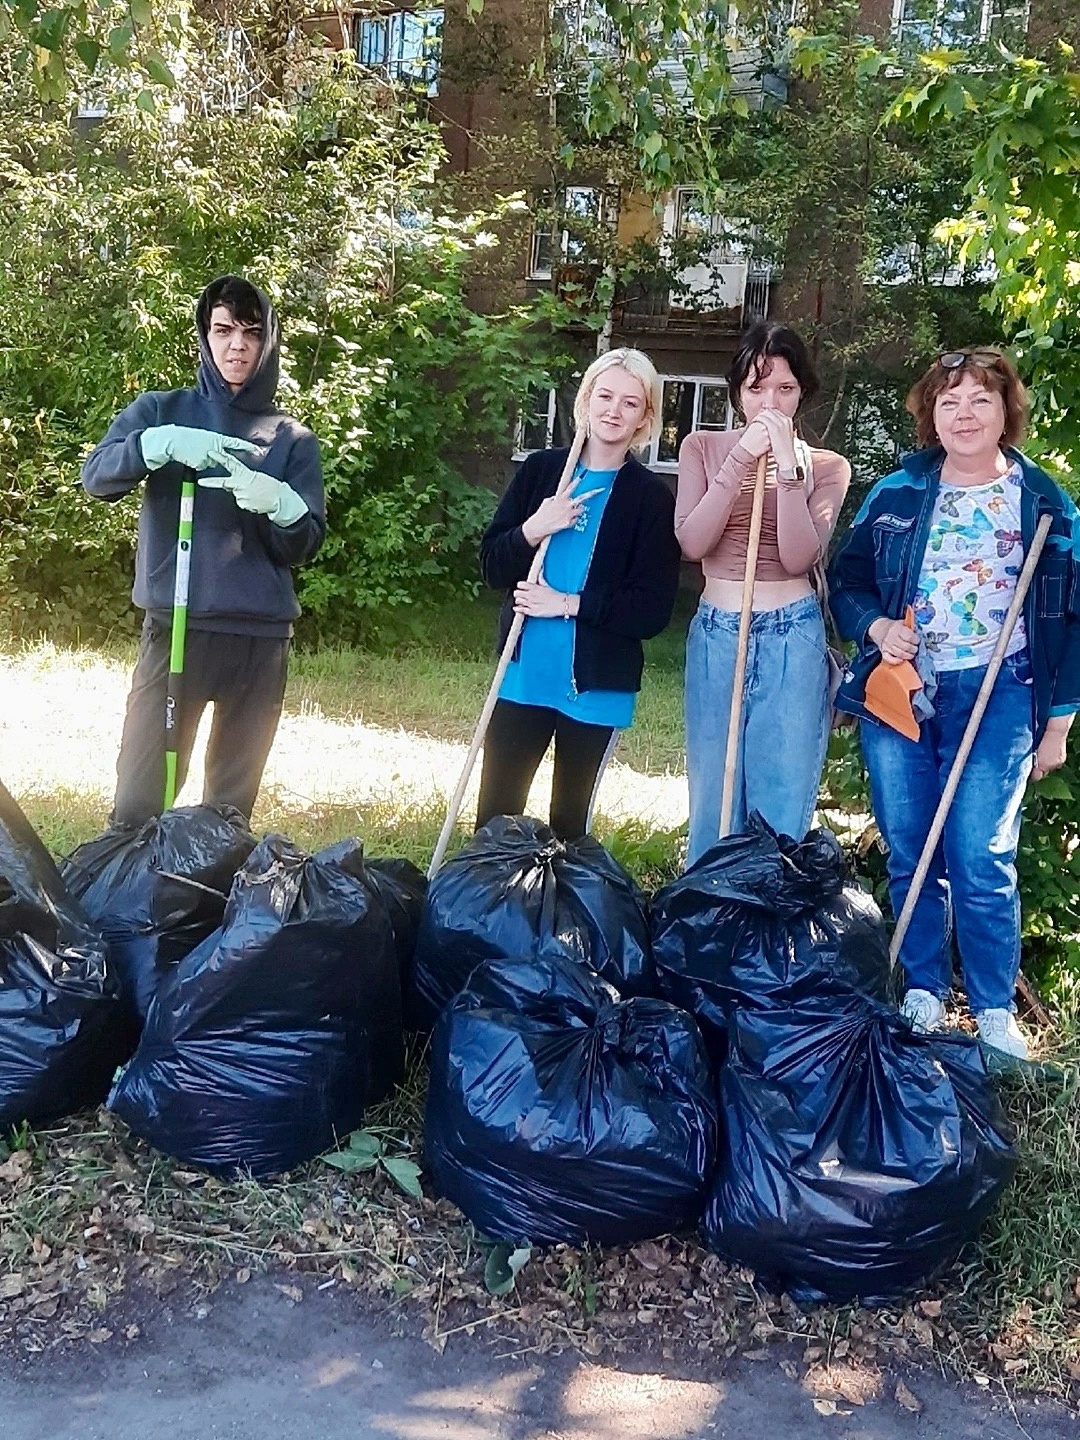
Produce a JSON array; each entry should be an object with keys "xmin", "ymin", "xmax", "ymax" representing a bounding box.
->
[{"xmin": 676, "ymin": 322, "xmax": 850, "ymax": 863}]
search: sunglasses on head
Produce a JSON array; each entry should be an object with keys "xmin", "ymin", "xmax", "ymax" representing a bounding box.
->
[{"xmin": 937, "ymin": 349, "xmax": 1004, "ymax": 371}]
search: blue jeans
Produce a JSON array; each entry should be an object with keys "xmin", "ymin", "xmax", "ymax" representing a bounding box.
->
[
  {"xmin": 860, "ymin": 652, "xmax": 1034, "ymax": 1014},
  {"xmin": 684, "ymin": 595, "xmax": 831, "ymax": 865}
]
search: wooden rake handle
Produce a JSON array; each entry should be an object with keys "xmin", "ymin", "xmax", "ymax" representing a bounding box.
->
[
  {"xmin": 719, "ymin": 453, "xmax": 769, "ymax": 839},
  {"xmin": 888, "ymin": 510, "xmax": 1053, "ymax": 965},
  {"xmin": 428, "ymin": 428, "xmax": 589, "ymax": 879}
]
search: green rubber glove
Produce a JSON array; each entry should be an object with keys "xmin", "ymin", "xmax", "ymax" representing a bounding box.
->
[
  {"xmin": 200, "ymin": 448, "xmax": 310, "ymax": 527},
  {"xmin": 140, "ymin": 425, "xmax": 256, "ymax": 472}
]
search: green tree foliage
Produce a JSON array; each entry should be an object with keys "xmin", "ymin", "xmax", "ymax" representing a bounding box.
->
[
  {"xmin": 0, "ymin": 0, "xmax": 180, "ymax": 102},
  {"xmin": 485, "ymin": 0, "xmax": 984, "ymax": 451},
  {"xmin": 0, "ymin": 16, "xmax": 558, "ymax": 641},
  {"xmin": 891, "ymin": 43, "xmax": 1080, "ymax": 470}
]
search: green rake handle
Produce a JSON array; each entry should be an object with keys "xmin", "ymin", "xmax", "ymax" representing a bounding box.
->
[{"xmin": 163, "ymin": 476, "xmax": 196, "ymax": 810}]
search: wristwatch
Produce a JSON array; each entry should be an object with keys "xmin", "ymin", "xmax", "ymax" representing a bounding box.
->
[{"xmin": 777, "ymin": 463, "xmax": 806, "ymax": 487}]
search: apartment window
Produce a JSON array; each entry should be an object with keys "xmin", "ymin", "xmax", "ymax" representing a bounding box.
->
[
  {"xmin": 551, "ymin": 0, "xmax": 619, "ymax": 53},
  {"xmin": 647, "ymin": 377, "xmax": 732, "ymax": 469},
  {"xmin": 527, "ymin": 186, "xmax": 610, "ymax": 279},
  {"xmin": 874, "ymin": 237, "xmax": 996, "ymax": 286},
  {"xmin": 514, "ymin": 375, "xmax": 731, "ymax": 465},
  {"xmin": 670, "ymin": 188, "xmax": 756, "ymax": 261},
  {"xmin": 892, "ymin": 0, "xmax": 1028, "ymax": 49},
  {"xmin": 357, "ymin": 8, "xmax": 443, "ymax": 93},
  {"xmin": 515, "ymin": 386, "xmax": 559, "ymax": 455}
]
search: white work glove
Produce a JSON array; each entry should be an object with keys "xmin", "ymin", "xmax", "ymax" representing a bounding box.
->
[{"xmin": 199, "ymin": 448, "xmax": 309, "ymax": 527}]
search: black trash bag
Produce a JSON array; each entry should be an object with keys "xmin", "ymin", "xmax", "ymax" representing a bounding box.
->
[
  {"xmin": 60, "ymin": 805, "xmax": 257, "ymax": 1025},
  {"xmin": 364, "ymin": 857, "xmax": 428, "ymax": 1025},
  {"xmin": 425, "ymin": 953, "xmax": 717, "ymax": 1247},
  {"xmin": 651, "ymin": 816, "xmax": 893, "ymax": 1063},
  {"xmin": 414, "ymin": 815, "xmax": 653, "ymax": 1030},
  {"xmin": 108, "ymin": 834, "xmax": 403, "ymax": 1177},
  {"xmin": 704, "ymin": 997, "xmax": 1018, "ymax": 1305},
  {"xmin": 0, "ymin": 780, "xmax": 127, "ymax": 1128}
]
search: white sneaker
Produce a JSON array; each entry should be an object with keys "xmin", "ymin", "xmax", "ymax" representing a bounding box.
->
[
  {"xmin": 975, "ymin": 1008, "xmax": 1029, "ymax": 1060},
  {"xmin": 900, "ymin": 988, "xmax": 945, "ymax": 1033}
]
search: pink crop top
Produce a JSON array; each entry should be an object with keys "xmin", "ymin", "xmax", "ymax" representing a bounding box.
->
[{"xmin": 675, "ymin": 428, "xmax": 851, "ymax": 582}]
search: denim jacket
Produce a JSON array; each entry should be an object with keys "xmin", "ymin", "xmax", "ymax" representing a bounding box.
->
[{"xmin": 826, "ymin": 446, "xmax": 1080, "ymax": 742}]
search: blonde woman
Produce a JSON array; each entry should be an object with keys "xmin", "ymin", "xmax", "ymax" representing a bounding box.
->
[{"xmin": 476, "ymin": 348, "xmax": 681, "ymax": 839}]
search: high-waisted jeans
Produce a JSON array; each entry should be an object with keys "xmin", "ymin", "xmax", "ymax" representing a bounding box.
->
[
  {"xmin": 860, "ymin": 651, "xmax": 1034, "ymax": 1014},
  {"xmin": 684, "ymin": 594, "xmax": 831, "ymax": 866}
]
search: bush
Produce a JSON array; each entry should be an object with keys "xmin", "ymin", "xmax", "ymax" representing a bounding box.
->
[{"xmin": 0, "ymin": 33, "xmax": 565, "ymax": 644}]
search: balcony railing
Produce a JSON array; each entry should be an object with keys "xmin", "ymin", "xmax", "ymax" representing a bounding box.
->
[{"xmin": 615, "ymin": 265, "xmax": 772, "ymax": 333}]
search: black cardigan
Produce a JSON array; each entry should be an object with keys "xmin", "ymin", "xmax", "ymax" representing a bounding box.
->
[{"xmin": 479, "ymin": 447, "xmax": 681, "ymax": 694}]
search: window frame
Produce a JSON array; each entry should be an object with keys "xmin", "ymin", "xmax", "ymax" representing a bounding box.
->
[
  {"xmin": 356, "ymin": 7, "xmax": 443, "ymax": 94},
  {"xmin": 526, "ymin": 185, "xmax": 606, "ymax": 281},
  {"xmin": 512, "ymin": 373, "xmax": 733, "ymax": 471},
  {"xmin": 890, "ymin": 0, "xmax": 1029, "ymax": 48},
  {"xmin": 645, "ymin": 375, "xmax": 733, "ymax": 471},
  {"xmin": 513, "ymin": 386, "xmax": 560, "ymax": 459}
]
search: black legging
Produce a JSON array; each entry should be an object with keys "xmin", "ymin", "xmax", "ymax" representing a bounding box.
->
[{"xmin": 475, "ymin": 700, "xmax": 617, "ymax": 841}]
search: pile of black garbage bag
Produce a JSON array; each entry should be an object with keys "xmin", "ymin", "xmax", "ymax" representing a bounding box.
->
[
  {"xmin": 421, "ymin": 813, "xmax": 1018, "ymax": 1304},
  {"xmin": 0, "ymin": 786, "xmax": 425, "ymax": 1179},
  {"xmin": 0, "ymin": 780, "xmax": 1018, "ymax": 1301}
]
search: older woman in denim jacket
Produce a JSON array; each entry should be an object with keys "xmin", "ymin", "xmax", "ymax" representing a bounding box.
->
[{"xmin": 828, "ymin": 347, "xmax": 1080, "ymax": 1059}]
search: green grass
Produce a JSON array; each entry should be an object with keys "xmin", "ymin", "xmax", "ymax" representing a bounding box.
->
[{"xmin": 284, "ymin": 589, "xmax": 692, "ymax": 776}]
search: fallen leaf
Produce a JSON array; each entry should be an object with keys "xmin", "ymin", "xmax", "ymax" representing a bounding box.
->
[
  {"xmin": 275, "ymin": 1283, "xmax": 303, "ymax": 1304},
  {"xmin": 895, "ymin": 1380, "xmax": 923, "ymax": 1413},
  {"xmin": 0, "ymin": 1152, "xmax": 29, "ymax": 1183},
  {"xmin": 88, "ymin": 1329, "xmax": 112, "ymax": 1344},
  {"xmin": 630, "ymin": 1242, "xmax": 666, "ymax": 1272},
  {"xmin": 917, "ymin": 1299, "xmax": 942, "ymax": 1318},
  {"xmin": 974, "ymin": 1373, "xmax": 991, "ymax": 1388},
  {"xmin": 235, "ymin": 1268, "xmax": 251, "ymax": 1285},
  {"xmin": 0, "ymin": 1274, "xmax": 25, "ymax": 1300},
  {"xmin": 812, "ymin": 1399, "xmax": 851, "ymax": 1417}
]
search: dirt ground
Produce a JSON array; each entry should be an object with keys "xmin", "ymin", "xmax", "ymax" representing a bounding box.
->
[{"xmin": 0, "ymin": 1276, "xmax": 1074, "ymax": 1440}]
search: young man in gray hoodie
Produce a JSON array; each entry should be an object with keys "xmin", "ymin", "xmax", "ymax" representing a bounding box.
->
[{"xmin": 83, "ymin": 274, "xmax": 326, "ymax": 825}]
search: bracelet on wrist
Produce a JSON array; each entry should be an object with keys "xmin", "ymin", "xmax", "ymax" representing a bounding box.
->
[{"xmin": 563, "ymin": 593, "xmax": 571, "ymax": 621}]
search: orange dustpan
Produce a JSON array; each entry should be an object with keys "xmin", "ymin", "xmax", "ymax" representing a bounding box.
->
[{"xmin": 865, "ymin": 606, "xmax": 922, "ymax": 741}]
